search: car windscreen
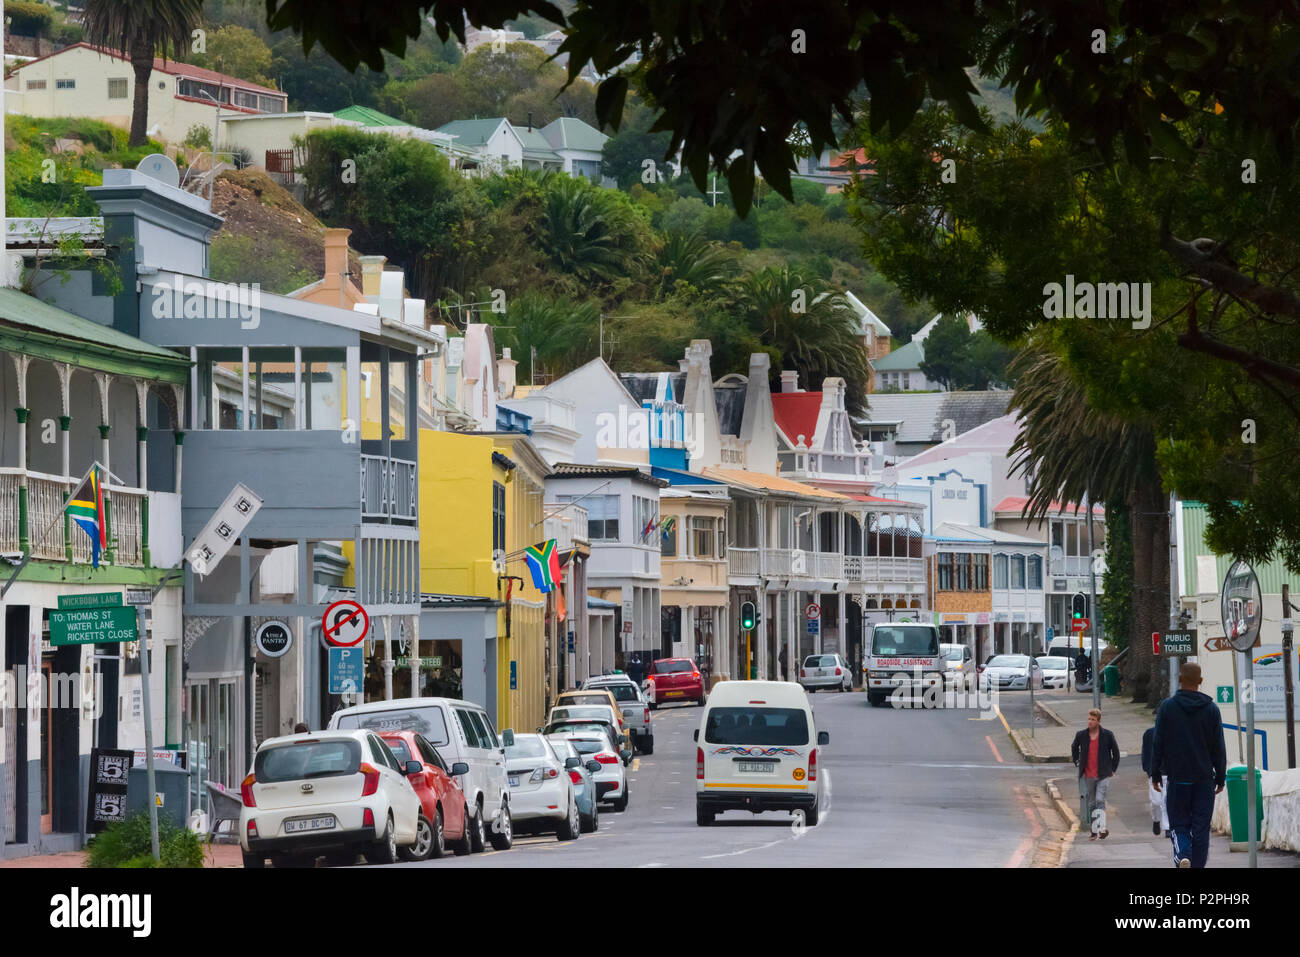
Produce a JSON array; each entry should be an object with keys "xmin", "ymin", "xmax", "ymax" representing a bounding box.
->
[
  {"xmin": 505, "ymin": 737, "xmax": 550, "ymax": 760},
  {"xmin": 382, "ymin": 738, "xmax": 413, "ymax": 764},
  {"xmin": 591, "ymin": 683, "xmax": 639, "ymax": 702},
  {"xmin": 803, "ymin": 655, "xmax": 836, "ymax": 667},
  {"xmin": 551, "ymin": 706, "xmax": 613, "ymax": 723},
  {"xmin": 652, "ymin": 660, "xmax": 693, "ymax": 674},
  {"xmin": 943, "ymin": 649, "xmax": 965, "ymax": 661},
  {"xmin": 871, "ymin": 626, "xmax": 940, "ymax": 656},
  {"xmin": 545, "ymin": 737, "xmax": 575, "ymax": 758},
  {"xmin": 566, "ymin": 738, "xmax": 607, "ymax": 756},
  {"xmin": 558, "ymin": 694, "xmax": 610, "ymax": 707},
  {"xmin": 703, "ymin": 707, "xmax": 809, "ymax": 746},
  {"xmin": 988, "ymin": 655, "xmax": 1028, "ymax": 668},
  {"xmin": 546, "ymin": 722, "xmax": 612, "ymax": 742},
  {"xmin": 334, "ymin": 707, "xmax": 450, "ymax": 745},
  {"xmin": 255, "ymin": 739, "xmax": 361, "ymax": 783},
  {"xmin": 1038, "ymin": 658, "xmax": 1068, "ymax": 670}
]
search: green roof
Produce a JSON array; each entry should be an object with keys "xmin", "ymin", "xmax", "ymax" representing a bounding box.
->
[
  {"xmin": 1181, "ymin": 502, "xmax": 1294, "ymax": 594},
  {"xmin": 513, "ymin": 126, "xmax": 562, "ymax": 161},
  {"xmin": 436, "ymin": 118, "xmax": 511, "ymax": 147},
  {"xmin": 542, "ymin": 117, "xmax": 608, "ymax": 153},
  {"xmin": 334, "ymin": 105, "xmax": 407, "ymax": 127},
  {"xmin": 872, "ymin": 339, "xmax": 924, "ymax": 372},
  {"xmin": 0, "ymin": 286, "xmax": 190, "ymax": 384}
]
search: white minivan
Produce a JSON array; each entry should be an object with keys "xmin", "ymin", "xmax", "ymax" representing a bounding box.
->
[
  {"xmin": 328, "ymin": 696, "xmax": 513, "ymax": 852},
  {"xmin": 694, "ymin": 680, "xmax": 828, "ymax": 827}
]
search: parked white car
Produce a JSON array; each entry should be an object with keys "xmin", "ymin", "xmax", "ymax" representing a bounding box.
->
[
  {"xmin": 979, "ymin": 654, "xmax": 1045, "ymax": 692},
  {"xmin": 798, "ymin": 654, "xmax": 852, "ymax": 692},
  {"xmin": 504, "ymin": 733, "xmax": 581, "ymax": 841},
  {"xmin": 239, "ymin": 730, "xmax": 421, "ymax": 868},
  {"xmin": 582, "ymin": 675, "xmax": 654, "ymax": 754},
  {"xmin": 328, "ymin": 696, "xmax": 513, "ymax": 852},
  {"xmin": 1036, "ymin": 655, "xmax": 1075, "ymax": 691},
  {"xmin": 554, "ymin": 732, "xmax": 629, "ymax": 811}
]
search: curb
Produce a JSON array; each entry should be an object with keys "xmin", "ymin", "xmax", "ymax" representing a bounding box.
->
[
  {"xmin": 1008, "ymin": 728, "xmax": 1071, "ymax": 763},
  {"xmin": 1034, "ymin": 700, "xmax": 1068, "ymax": 727},
  {"xmin": 1045, "ymin": 777, "xmax": 1080, "ymax": 867}
]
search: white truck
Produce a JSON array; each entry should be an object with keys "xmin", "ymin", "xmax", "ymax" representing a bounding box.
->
[{"xmin": 864, "ymin": 622, "xmax": 946, "ymax": 707}]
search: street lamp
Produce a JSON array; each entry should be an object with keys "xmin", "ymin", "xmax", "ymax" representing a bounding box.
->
[{"xmin": 194, "ymin": 89, "xmax": 221, "ymax": 204}]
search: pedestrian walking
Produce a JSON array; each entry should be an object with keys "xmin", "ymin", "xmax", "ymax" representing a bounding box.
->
[
  {"xmin": 1141, "ymin": 726, "xmax": 1170, "ymax": 837},
  {"xmin": 1074, "ymin": 649, "xmax": 1092, "ymax": 692},
  {"xmin": 1151, "ymin": 662, "xmax": 1227, "ymax": 869},
  {"xmin": 1071, "ymin": 708, "xmax": 1120, "ymax": 840},
  {"xmin": 626, "ymin": 653, "xmax": 644, "ymax": 685},
  {"xmin": 778, "ymin": 644, "xmax": 788, "ymax": 679}
]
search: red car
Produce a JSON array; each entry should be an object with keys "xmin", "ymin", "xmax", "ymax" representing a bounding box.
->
[
  {"xmin": 645, "ymin": 658, "xmax": 706, "ymax": 707},
  {"xmin": 379, "ymin": 731, "xmax": 471, "ymax": 860}
]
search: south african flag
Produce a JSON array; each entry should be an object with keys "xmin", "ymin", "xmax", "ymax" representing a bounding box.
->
[
  {"xmin": 524, "ymin": 539, "xmax": 561, "ymax": 593},
  {"xmin": 66, "ymin": 466, "xmax": 107, "ymax": 568}
]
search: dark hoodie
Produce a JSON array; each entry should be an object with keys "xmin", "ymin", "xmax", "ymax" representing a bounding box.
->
[{"xmin": 1151, "ymin": 689, "xmax": 1227, "ymax": 787}]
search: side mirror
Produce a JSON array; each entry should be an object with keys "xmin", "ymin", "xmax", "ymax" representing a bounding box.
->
[
  {"xmin": 564, "ymin": 756, "xmax": 581, "ymax": 769},
  {"xmin": 817, "ymin": 731, "xmax": 830, "ymax": 746},
  {"xmin": 693, "ymin": 729, "xmax": 699, "ymax": 742},
  {"xmin": 502, "ymin": 729, "xmax": 515, "ymax": 747},
  {"xmin": 404, "ymin": 760, "xmax": 423, "ymax": 776},
  {"xmin": 620, "ymin": 749, "xmax": 632, "ymax": 765},
  {"xmin": 450, "ymin": 762, "xmax": 470, "ymax": 777},
  {"xmin": 535, "ymin": 727, "xmax": 543, "ymax": 734},
  {"xmin": 586, "ymin": 760, "xmax": 601, "ymax": 774}
]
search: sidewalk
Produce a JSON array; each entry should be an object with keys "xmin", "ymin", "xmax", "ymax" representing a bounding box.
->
[
  {"xmin": 0, "ymin": 841, "xmax": 244, "ymax": 868},
  {"xmin": 1011, "ymin": 689, "xmax": 1300, "ymax": 868}
]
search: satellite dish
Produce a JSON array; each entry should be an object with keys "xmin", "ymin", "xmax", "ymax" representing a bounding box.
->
[{"xmin": 135, "ymin": 153, "xmax": 180, "ymax": 189}]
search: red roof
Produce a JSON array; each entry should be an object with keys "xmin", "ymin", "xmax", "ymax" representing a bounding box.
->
[
  {"xmin": 771, "ymin": 392, "xmax": 822, "ymax": 447},
  {"xmin": 994, "ymin": 496, "xmax": 1105, "ymax": 516},
  {"xmin": 848, "ymin": 494, "xmax": 918, "ymax": 506},
  {"xmin": 829, "ymin": 148, "xmax": 875, "ymax": 174},
  {"xmin": 13, "ymin": 43, "xmax": 284, "ymax": 96}
]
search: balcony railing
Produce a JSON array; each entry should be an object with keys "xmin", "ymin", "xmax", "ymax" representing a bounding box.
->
[
  {"xmin": 846, "ymin": 555, "xmax": 926, "ymax": 584},
  {"xmin": 728, "ymin": 547, "xmax": 759, "ymax": 577},
  {"xmin": 0, "ymin": 467, "xmax": 147, "ymax": 566},
  {"xmin": 1049, "ymin": 556, "xmax": 1091, "ymax": 577},
  {"xmin": 545, "ymin": 504, "xmax": 589, "ymax": 553},
  {"xmin": 360, "ymin": 455, "xmax": 418, "ymax": 524}
]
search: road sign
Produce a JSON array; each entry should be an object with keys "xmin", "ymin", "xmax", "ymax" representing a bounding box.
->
[
  {"xmin": 1046, "ymin": 626, "xmax": 1055, "ymax": 641},
  {"xmin": 255, "ymin": 620, "xmax": 292, "ymax": 659},
  {"xmin": 328, "ymin": 646, "xmax": 364, "ymax": 694},
  {"xmin": 187, "ymin": 483, "xmax": 264, "ymax": 576},
  {"xmin": 323, "ymin": 599, "xmax": 369, "ymax": 647},
  {"xmin": 1071, "ymin": 618, "xmax": 1090, "ymax": 632},
  {"xmin": 621, "ymin": 621, "xmax": 633, "ymax": 635},
  {"xmin": 395, "ymin": 656, "xmax": 443, "ymax": 669},
  {"xmin": 804, "ymin": 602, "xmax": 821, "ymax": 621},
  {"xmin": 1222, "ymin": 560, "xmax": 1262, "ymax": 652},
  {"xmin": 57, "ymin": 592, "xmax": 121, "ymax": 610},
  {"xmin": 49, "ymin": 604, "xmax": 138, "ymax": 646},
  {"xmin": 807, "ymin": 618, "xmax": 820, "ymax": 635},
  {"xmin": 1217, "ymin": 685, "xmax": 1235, "ymax": 704},
  {"xmin": 1206, "ymin": 634, "xmax": 1258, "ymax": 652},
  {"xmin": 510, "ymin": 659, "xmax": 518, "ymax": 690},
  {"xmin": 124, "ymin": 588, "xmax": 153, "ymax": 606},
  {"xmin": 1152, "ymin": 631, "xmax": 1162, "ymax": 657},
  {"xmin": 1160, "ymin": 629, "xmax": 1197, "ymax": 656}
]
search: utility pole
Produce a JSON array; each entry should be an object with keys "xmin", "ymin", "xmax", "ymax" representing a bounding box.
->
[
  {"xmin": 1283, "ymin": 584, "xmax": 1296, "ymax": 769},
  {"xmin": 1168, "ymin": 493, "xmax": 1180, "ymax": 703},
  {"xmin": 1086, "ymin": 498, "xmax": 1100, "ymax": 710}
]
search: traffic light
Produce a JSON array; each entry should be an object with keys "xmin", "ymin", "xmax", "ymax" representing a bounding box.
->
[
  {"xmin": 740, "ymin": 601, "xmax": 756, "ymax": 631},
  {"xmin": 1071, "ymin": 592, "xmax": 1087, "ymax": 619}
]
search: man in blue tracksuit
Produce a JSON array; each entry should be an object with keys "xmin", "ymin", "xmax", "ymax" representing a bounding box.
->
[{"xmin": 1151, "ymin": 662, "xmax": 1227, "ymax": 868}]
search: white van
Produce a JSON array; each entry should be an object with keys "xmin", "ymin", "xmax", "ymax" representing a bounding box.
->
[
  {"xmin": 693, "ymin": 680, "xmax": 828, "ymax": 827},
  {"xmin": 328, "ymin": 697, "xmax": 513, "ymax": 852}
]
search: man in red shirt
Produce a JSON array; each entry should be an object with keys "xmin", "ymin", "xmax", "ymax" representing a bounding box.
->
[{"xmin": 1071, "ymin": 708, "xmax": 1122, "ymax": 840}]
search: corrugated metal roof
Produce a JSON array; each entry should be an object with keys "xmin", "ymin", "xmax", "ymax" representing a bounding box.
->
[
  {"xmin": 872, "ymin": 339, "xmax": 923, "ymax": 372},
  {"xmin": 1182, "ymin": 502, "xmax": 1293, "ymax": 594},
  {"xmin": 334, "ymin": 105, "xmax": 406, "ymax": 127},
  {"xmin": 701, "ymin": 467, "xmax": 849, "ymax": 499}
]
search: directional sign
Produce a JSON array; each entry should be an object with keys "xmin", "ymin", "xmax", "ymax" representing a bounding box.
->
[
  {"xmin": 323, "ymin": 599, "xmax": 369, "ymax": 648},
  {"xmin": 50, "ymin": 604, "xmax": 138, "ymax": 646},
  {"xmin": 1071, "ymin": 618, "xmax": 1090, "ymax": 632},
  {"xmin": 255, "ymin": 620, "xmax": 293, "ymax": 659},
  {"xmin": 328, "ymin": 646, "xmax": 364, "ymax": 694},
  {"xmin": 805, "ymin": 602, "xmax": 821, "ymax": 621},
  {"xmin": 187, "ymin": 483, "xmax": 264, "ymax": 576},
  {"xmin": 1217, "ymin": 685, "xmax": 1235, "ymax": 704},
  {"xmin": 1205, "ymin": 634, "xmax": 1258, "ymax": 653},
  {"xmin": 1160, "ymin": 630, "xmax": 1197, "ymax": 657}
]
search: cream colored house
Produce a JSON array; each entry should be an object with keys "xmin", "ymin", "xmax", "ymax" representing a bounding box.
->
[
  {"xmin": 4, "ymin": 43, "xmax": 286, "ymax": 145},
  {"xmin": 658, "ymin": 486, "xmax": 731, "ymax": 670}
]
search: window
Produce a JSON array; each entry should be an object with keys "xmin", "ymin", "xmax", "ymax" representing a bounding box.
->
[
  {"xmin": 938, "ymin": 553, "xmax": 954, "ymax": 591},
  {"xmin": 954, "ymin": 553, "xmax": 971, "ymax": 590},
  {"xmin": 1028, "ymin": 555, "xmax": 1043, "ymax": 589},
  {"xmin": 661, "ymin": 519, "xmax": 676, "ymax": 557},
  {"xmin": 455, "ymin": 708, "xmax": 484, "ymax": 748},
  {"xmin": 633, "ymin": 495, "xmax": 657, "ymax": 543},
  {"xmin": 107, "ymin": 78, "xmax": 128, "ymax": 99},
  {"xmin": 334, "ymin": 705, "xmax": 450, "ymax": 745},
  {"xmin": 993, "ymin": 554, "xmax": 1008, "ymax": 589},
  {"xmin": 902, "ymin": 373, "xmax": 911, "ymax": 390},
  {"xmin": 973, "ymin": 553, "xmax": 989, "ymax": 590},
  {"xmin": 478, "ymin": 711, "xmax": 500, "ymax": 749},
  {"xmin": 56, "ymin": 78, "xmax": 75, "ymax": 90},
  {"xmin": 703, "ymin": 707, "xmax": 809, "ymax": 745},
  {"xmin": 492, "ymin": 482, "xmax": 506, "ymax": 554},
  {"xmin": 26, "ymin": 79, "xmax": 46, "ymax": 90},
  {"xmin": 1011, "ymin": 555, "xmax": 1026, "ymax": 589},
  {"xmin": 717, "ymin": 517, "xmax": 726, "ymax": 558},
  {"xmin": 415, "ymin": 736, "xmax": 445, "ymax": 770},
  {"xmin": 692, "ymin": 516, "xmax": 716, "ymax": 559},
  {"xmin": 582, "ymin": 494, "xmax": 620, "ymax": 541}
]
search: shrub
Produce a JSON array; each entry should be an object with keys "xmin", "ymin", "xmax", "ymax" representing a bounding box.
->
[
  {"xmin": 85, "ymin": 812, "xmax": 206, "ymax": 869},
  {"xmin": 184, "ymin": 124, "xmax": 212, "ymax": 150},
  {"xmin": 5, "ymin": 1, "xmax": 55, "ymax": 38}
]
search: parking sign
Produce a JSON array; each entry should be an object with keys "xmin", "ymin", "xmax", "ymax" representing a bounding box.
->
[{"xmin": 329, "ymin": 646, "xmax": 364, "ymax": 694}]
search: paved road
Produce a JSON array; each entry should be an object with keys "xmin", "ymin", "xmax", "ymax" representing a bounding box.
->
[{"xmin": 395, "ymin": 686, "xmax": 1067, "ymax": 868}]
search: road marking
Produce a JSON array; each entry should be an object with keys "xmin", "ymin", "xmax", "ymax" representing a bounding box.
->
[
  {"xmin": 701, "ymin": 838, "xmax": 788, "ymax": 860},
  {"xmin": 632, "ymin": 758, "xmax": 640, "ymax": 771},
  {"xmin": 638, "ymin": 862, "xmax": 667, "ymax": 868},
  {"xmin": 986, "ymin": 735, "xmax": 1004, "ymax": 763},
  {"xmin": 995, "ymin": 706, "xmax": 1010, "ymax": 734},
  {"xmin": 1005, "ymin": 786, "xmax": 1043, "ymax": 868}
]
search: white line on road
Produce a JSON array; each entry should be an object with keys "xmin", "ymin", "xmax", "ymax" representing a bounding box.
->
[
  {"xmin": 700, "ymin": 838, "xmax": 788, "ymax": 860},
  {"xmin": 638, "ymin": 862, "xmax": 667, "ymax": 868}
]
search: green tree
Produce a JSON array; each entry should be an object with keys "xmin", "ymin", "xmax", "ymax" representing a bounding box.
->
[
  {"xmin": 398, "ymin": 72, "xmax": 485, "ymax": 130},
  {"xmin": 967, "ymin": 331, "xmax": 1015, "ymax": 390},
  {"xmin": 270, "ymin": 35, "xmax": 385, "ymax": 112},
  {"xmin": 188, "ymin": 24, "xmax": 274, "ymax": 87},
  {"xmin": 650, "ymin": 230, "xmax": 735, "ymax": 300},
  {"xmin": 1101, "ymin": 498, "xmax": 1133, "ymax": 653},
  {"xmin": 918, "ymin": 315, "xmax": 970, "ymax": 390},
  {"xmin": 457, "ymin": 43, "xmax": 561, "ymax": 116},
  {"xmin": 5, "ymin": 1, "xmax": 56, "ymax": 37},
  {"xmin": 533, "ymin": 175, "xmax": 649, "ymax": 286},
  {"xmin": 82, "ymin": 0, "xmax": 205, "ymax": 146}
]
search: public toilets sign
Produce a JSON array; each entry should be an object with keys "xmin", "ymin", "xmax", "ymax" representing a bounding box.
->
[{"xmin": 50, "ymin": 592, "xmax": 138, "ymax": 646}]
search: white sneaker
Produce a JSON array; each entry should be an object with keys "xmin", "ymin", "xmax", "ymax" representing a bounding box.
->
[{"xmin": 1177, "ymin": 857, "xmax": 1191, "ymax": 868}]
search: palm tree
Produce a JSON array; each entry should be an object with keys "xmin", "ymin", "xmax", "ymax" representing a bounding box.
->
[
  {"xmin": 82, "ymin": 0, "xmax": 204, "ymax": 147},
  {"xmin": 487, "ymin": 292, "xmax": 600, "ymax": 382},
  {"xmin": 731, "ymin": 267, "xmax": 871, "ymax": 417},
  {"xmin": 534, "ymin": 176, "xmax": 641, "ymax": 284},
  {"xmin": 1007, "ymin": 347, "xmax": 1171, "ymax": 703},
  {"xmin": 651, "ymin": 230, "xmax": 736, "ymax": 299}
]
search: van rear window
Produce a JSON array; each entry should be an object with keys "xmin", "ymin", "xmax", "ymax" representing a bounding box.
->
[
  {"xmin": 335, "ymin": 707, "xmax": 449, "ymax": 746},
  {"xmin": 871, "ymin": 625, "xmax": 939, "ymax": 656},
  {"xmin": 703, "ymin": 707, "xmax": 809, "ymax": 746}
]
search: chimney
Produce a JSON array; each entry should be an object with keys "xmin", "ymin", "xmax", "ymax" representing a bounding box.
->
[
  {"xmin": 498, "ymin": 347, "xmax": 518, "ymax": 399},
  {"xmin": 527, "ymin": 111, "xmax": 533, "ymax": 132},
  {"xmin": 323, "ymin": 228, "xmax": 351, "ymax": 301},
  {"xmin": 780, "ymin": 370, "xmax": 800, "ymax": 393},
  {"xmin": 359, "ymin": 255, "xmax": 386, "ymax": 298}
]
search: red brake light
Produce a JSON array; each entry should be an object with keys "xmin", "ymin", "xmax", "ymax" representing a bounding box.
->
[
  {"xmin": 800, "ymin": 669, "xmax": 806, "ymax": 677},
  {"xmin": 809, "ymin": 748, "xmax": 818, "ymax": 783},
  {"xmin": 835, "ymin": 667, "xmax": 842, "ymax": 675},
  {"xmin": 692, "ymin": 672, "xmax": 700, "ymax": 681},
  {"xmin": 568, "ymin": 770, "xmax": 582, "ymax": 784},
  {"xmin": 363, "ymin": 808, "xmax": 375, "ymax": 829},
  {"xmin": 246, "ymin": 818, "xmax": 258, "ymax": 839},
  {"xmin": 360, "ymin": 762, "xmax": 380, "ymax": 796},
  {"xmin": 594, "ymin": 753, "xmax": 618, "ymax": 765},
  {"xmin": 545, "ymin": 767, "xmax": 558, "ymax": 778},
  {"xmin": 643, "ymin": 708, "xmax": 650, "ymax": 723},
  {"xmin": 697, "ymin": 747, "xmax": 704, "ymax": 780},
  {"xmin": 240, "ymin": 773, "xmax": 256, "ymax": 807}
]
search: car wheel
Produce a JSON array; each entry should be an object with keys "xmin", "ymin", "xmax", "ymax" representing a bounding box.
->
[
  {"xmin": 489, "ymin": 801, "xmax": 513, "ymax": 851},
  {"xmin": 641, "ymin": 738, "xmax": 654, "ymax": 756},
  {"xmin": 450, "ymin": 804, "xmax": 473, "ymax": 856},
  {"xmin": 400, "ymin": 812, "xmax": 438, "ymax": 862},
  {"xmin": 363, "ymin": 813, "xmax": 398, "ymax": 866},
  {"xmin": 804, "ymin": 802, "xmax": 820, "ymax": 827},
  {"xmin": 808, "ymin": 686, "xmax": 816, "ymax": 693},
  {"xmin": 468, "ymin": 803, "xmax": 487, "ymax": 853},
  {"xmin": 697, "ymin": 804, "xmax": 714, "ymax": 826},
  {"xmin": 614, "ymin": 785, "xmax": 629, "ymax": 812},
  {"xmin": 241, "ymin": 851, "xmax": 265, "ymax": 869},
  {"xmin": 868, "ymin": 692, "xmax": 886, "ymax": 707},
  {"xmin": 557, "ymin": 798, "xmax": 580, "ymax": 841},
  {"xmin": 586, "ymin": 801, "xmax": 599, "ymax": 833}
]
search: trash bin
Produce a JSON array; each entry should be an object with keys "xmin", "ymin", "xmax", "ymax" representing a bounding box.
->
[
  {"xmin": 1226, "ymin": 765, "xmax": 1264, "ymax": 842},
  {"xmin": 126, "ymin": 761, "xmax": 192, "ymax": 832},
  {"xmin": 1102, "ymin": 664, "xmax": 1120, "ymax": 696}
]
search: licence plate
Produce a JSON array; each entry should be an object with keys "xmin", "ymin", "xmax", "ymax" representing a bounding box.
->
[
  {"xmin": 737, "ymin": 762, "xmax": 775, "ymax": 774},
  {"xmin": 284, "ymin": 815, "xmax": 335, "ymax": 833},
  {"xmin": 666, "ymin": 690, "xmax": 684, "ymax": 697},
  {"xmin": 508, "ymin": 775, "xmax": 520, "ymax": 787}
]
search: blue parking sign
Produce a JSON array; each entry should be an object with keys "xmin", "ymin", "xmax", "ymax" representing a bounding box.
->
[{"xmin": 329, "ymin": 646, "xmax": 364, "ymax": 694}]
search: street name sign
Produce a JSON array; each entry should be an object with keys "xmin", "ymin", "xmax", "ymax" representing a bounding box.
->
[{"xmin": 57, "ymin": 592, "xmax": 121, "ymax": 610}]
